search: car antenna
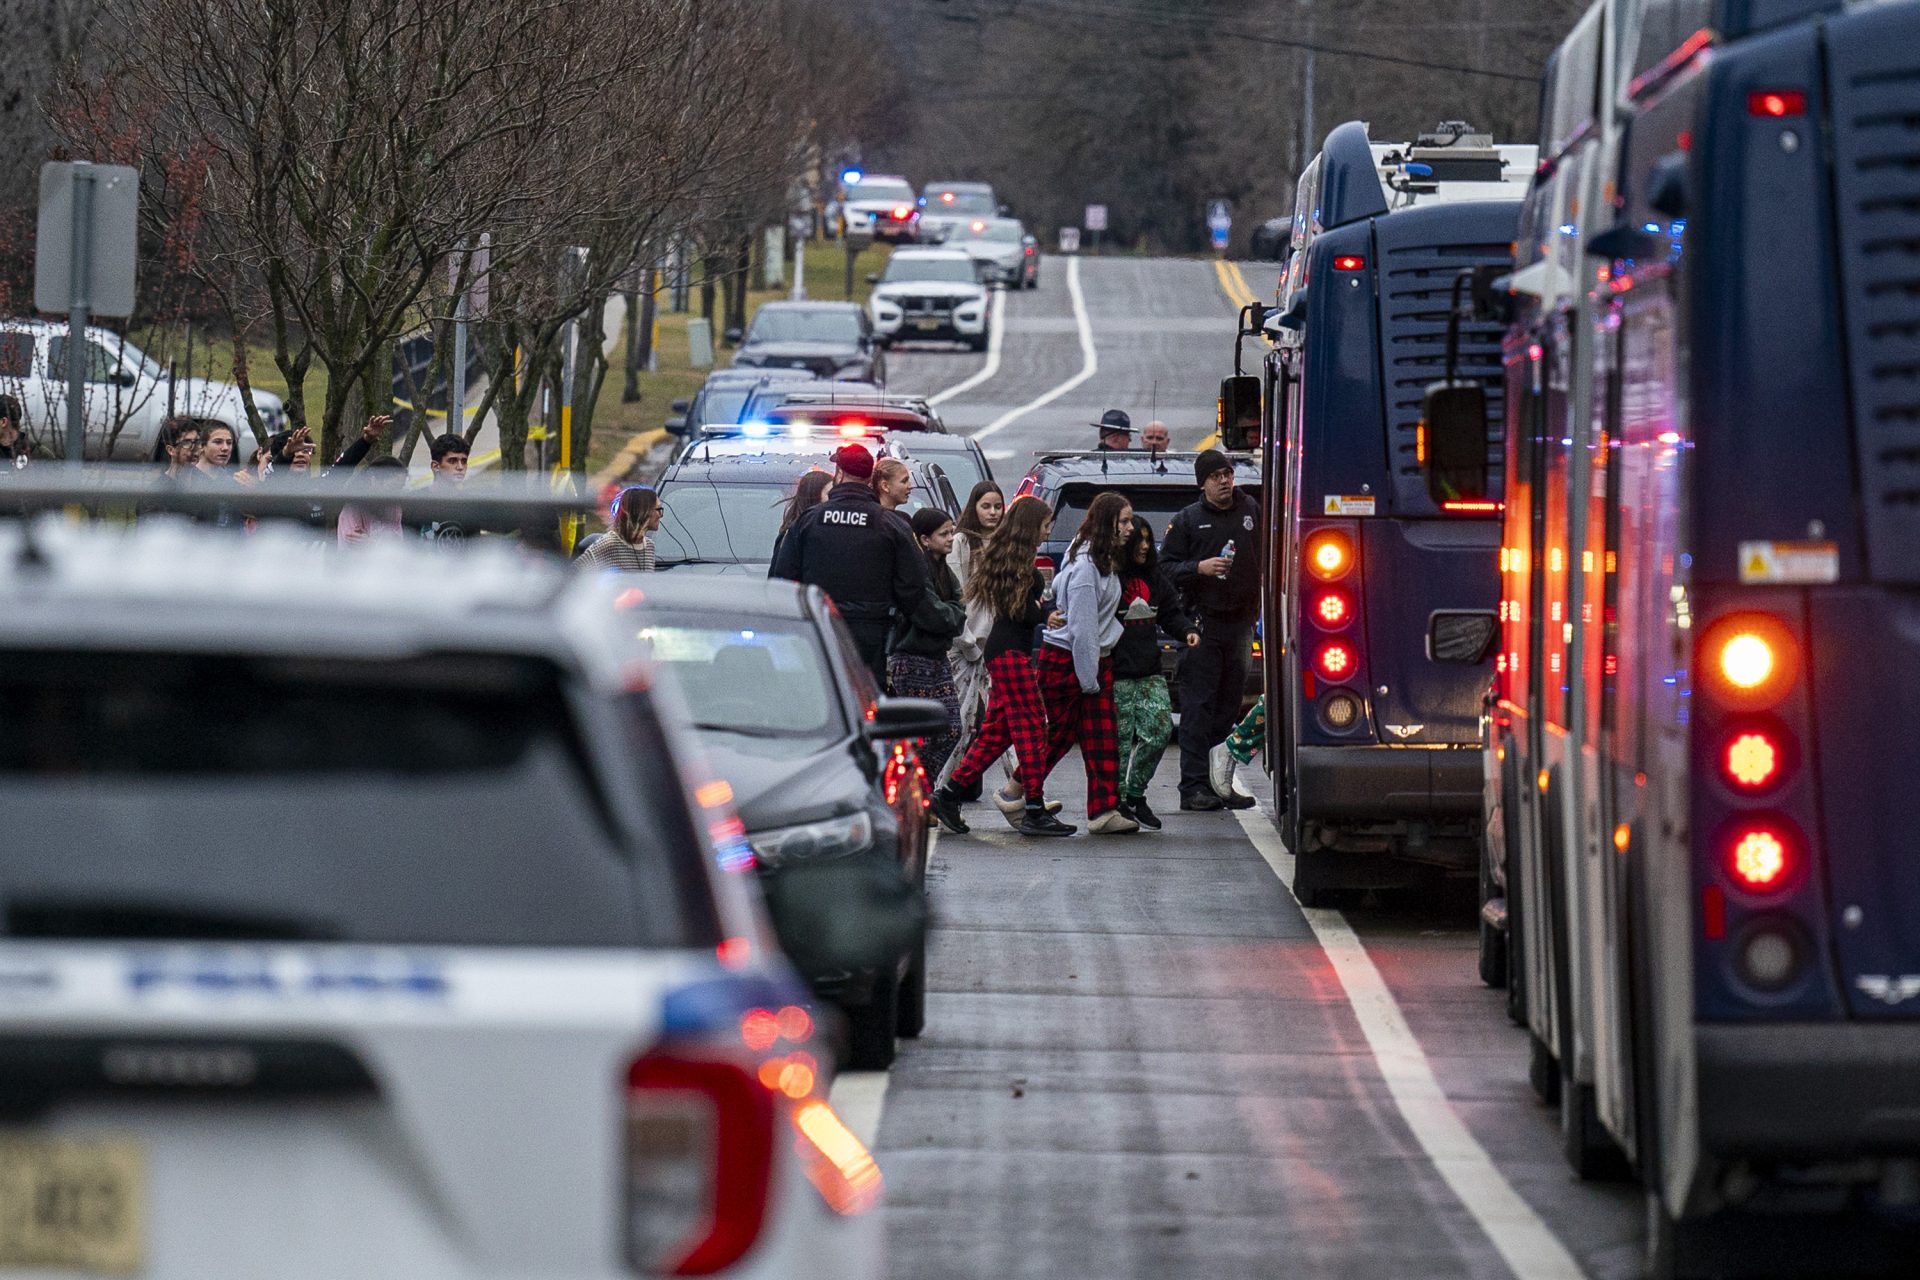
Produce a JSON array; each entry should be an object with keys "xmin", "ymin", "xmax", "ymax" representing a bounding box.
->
[{"xmin": 1150, "ymin": 379, "xmax": 1167, "ymax": 473}]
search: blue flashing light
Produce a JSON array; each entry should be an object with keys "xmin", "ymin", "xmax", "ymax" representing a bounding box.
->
[
  {"xmin": 739, "ymin": 629, "xmax": 755, "ymax": 641},
  {"xmin": 1643, "ymin": 221, "xmax": 1662, "ymax": 234},
  {"xmin": 740, "ymin": 420, "xmax": 772, "ymax": 438},
  {"xmin": 1558, "ymin": 223, "xmax": 1578, "ymax": 237},
  {"xmin": 841, "ymin": 168, "xmax": 863, "ymax": 185}
]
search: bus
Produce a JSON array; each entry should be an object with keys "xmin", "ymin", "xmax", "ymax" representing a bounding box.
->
[
  {"xmin": 1249, "ymin": 121, "xmax": 1535, "ymax": 906},
  {"xmin": 1447, "ymin": 0, "xmax": 1920, "ymax": 1270}
]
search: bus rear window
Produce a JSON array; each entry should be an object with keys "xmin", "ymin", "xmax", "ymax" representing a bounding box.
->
[{"xmin": 0, "ymin": 651, "xmax": 696, "ymax": 949}]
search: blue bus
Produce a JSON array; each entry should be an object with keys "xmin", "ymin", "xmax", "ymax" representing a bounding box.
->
[
  {"xmin": 1448, "ymin": 0, "xmax": 1920, "ymax": 1269},
  {"xmin": 1251, "ymin": 121, "xmax": 1534, "ymax": 906}
]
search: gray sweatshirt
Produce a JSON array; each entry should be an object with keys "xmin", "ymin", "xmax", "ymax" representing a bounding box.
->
[{"xmin": 1041, "ymin": 547, "xmax": 1123, "ymax": 692}]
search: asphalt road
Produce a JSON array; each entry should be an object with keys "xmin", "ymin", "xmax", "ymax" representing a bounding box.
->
[{"xmin": 837, "ymin": 254, "xmax": 1647, "ymax": 1280}]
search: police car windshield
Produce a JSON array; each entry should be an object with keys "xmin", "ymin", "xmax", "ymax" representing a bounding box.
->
[
  {"xmin": 621, "ymin": 615, "xmax": 842, "ymax": 743},
  {"xmin": 655, "ymin": 480, "xmax": 789, "ymax": 565},
  {"xmin": 694, "ymin": 386, "xmax": 752, "ymax": 427},
  {"xmin": 746, "ymin": 309, "xmax": 862, "ymax": 345},
  {"xmin": 1053, "ymin": 481, "xmax": 1261, "ymax": 541},
  {"xmin": 846, "ymin": 180, "xmax": 912, "ymax": 204},
  {"xmin": 883, "ymin": 257, "xmax": 977, "ymax": 285},
  {"xmin": 0, "ymin": 651, "xmax": 699, "ymax": 948},
  {"xmin": 929, "ymin": 191, "xmax": 995, "ymax": 214}
]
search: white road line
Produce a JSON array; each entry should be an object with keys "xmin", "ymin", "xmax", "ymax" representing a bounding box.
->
[
  {"xmin": 925, "ymin": 289, "xmax": 1005, "ymax": 406},
  {"xmin": 1233, "ymin": 809, "xmax": 1587, "ymax": 1280},
  {"xmin": 972, "ymin": 256, "xmax": 1097, "ymax": 441}
]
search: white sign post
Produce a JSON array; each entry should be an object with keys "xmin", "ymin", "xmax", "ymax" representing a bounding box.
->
[
  {"xmin": 1058, "ymin": 227, "xmax": 1082, "ymax": 254},
  {"xmin": 1084, "ymin": 203, "xmax": 1108, "ymax": 254},
  {"xmin": 36, "ymin": 161, "xmax": 139, "ymax": 465}
]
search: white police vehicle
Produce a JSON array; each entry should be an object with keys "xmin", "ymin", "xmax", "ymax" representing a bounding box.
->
[{"xmin": 0, "ymin": 495, "xmax": 886, "ymax": 1279}]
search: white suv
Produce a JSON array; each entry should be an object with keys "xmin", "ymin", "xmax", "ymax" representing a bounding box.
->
[
  {"xmin": 868, "ymin": 249, "xmax": 991, "ymax": 351},
  {"xmin": 0, "ymin": 320, "xmax": 284, "ymax": 460},
  {"xmin": 0, "ymin": 514, "xmax": 885, "ymax": 1279}
]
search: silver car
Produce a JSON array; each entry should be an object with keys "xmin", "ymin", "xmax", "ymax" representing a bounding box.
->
[
  {"xmin": 0, "ymin": 513, "xmax": 885, "ymax": 1279},
  {"xmin": 947, "ymin": 217, "xmax": 1038, "ymax": 289}
]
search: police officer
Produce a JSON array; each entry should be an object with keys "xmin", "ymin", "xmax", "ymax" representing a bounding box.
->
[
  {"xmin": 771, "ymin": 443, "xmax": 932, "ymax": 684},
  {"xmin": 1162, "ymin": 448, "xmax": 1261, "ymax": 810},
  {"xmin": 1093, "ymin": 409, "xmax": 1135, "ymax": 451}
]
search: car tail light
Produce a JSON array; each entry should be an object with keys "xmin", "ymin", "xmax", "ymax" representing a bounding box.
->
[
  {"xmin": 1699, "ymin": 612, "xmax": 1798, "ymax": 711},
  {"xmin": 891, "ymin": 205, "xmax": 911, "ymax": 220},
  {"xmin": 1724, "ymin": 819, "xmax": 1797, "ymax": 893},
  {"xmin": 625, "ymin": 1053, "xmax": 775, "ymax": 1275},
  {"xmin": 1310, "ymin": 588, "xmax": 1353, "ymax": 628},
  {"xmin": 1747, "ymin": 89, "xmax": 1805, "ymax": 118},
  {"xmin": 1304, "ymin": 530, "xmax": 1353, "ymax": 581},
  {"xmin": 1025, "ymin": 245, "xmax": 1036, "ymax": 255},
  {"xmin": 1314, "ymin": 640, "xmax": 1357, "ymax": 681}
]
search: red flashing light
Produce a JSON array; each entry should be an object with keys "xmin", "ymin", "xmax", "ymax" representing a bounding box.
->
[
  {"xmin": 1025, "ymin": 245, "xmax": 1036, "ymax": 255},
  {"xmin": 940, "ymin": 192, "xmax": 956, "ymax": 204},
  {"xmin": 836, "ymin": 421, "xmax": 870, "ymax": 437},
  {"xmin": 1314, "ymin": 640, "xmax": 1357, "ymax": 681},
  {"xmin": 1310, "ymin": 589, "xmax": 1353, "ymax": 629},
  {"xmin": 1332, "ymin": 254, "xmax": 1366, "ymax": 272},
  {"xmin": 1748, "ymin": 90, "xmax": 1806, "ymax": 119},
  {"xmin": 1726, "ymin": 822, "xmax": 1793, "ymax": 892},
  {"xmin": 891, "ymin": 205, "xmax": 912, "ymax": 220},
  {"xmin": 1441, "ymin": 500, "xmax": 1504, "ymax": 513}
]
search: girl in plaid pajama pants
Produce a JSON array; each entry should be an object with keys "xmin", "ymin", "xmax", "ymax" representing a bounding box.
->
[
  {"xmin": 1033, "ymin": 491, "xmax": 1138, "ymax": 835},
  {"xmin": 930, "ymin": 497, "xmax": 1075, "ymax": 838},
  {"xmin": 1108, "ymin": 517, "xmax": 1199, "ymax": 830}
]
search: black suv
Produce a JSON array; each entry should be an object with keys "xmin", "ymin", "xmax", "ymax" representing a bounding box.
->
[{"xmin": 727, "ymin": 301, "xmax": 886, "ymax": 385}]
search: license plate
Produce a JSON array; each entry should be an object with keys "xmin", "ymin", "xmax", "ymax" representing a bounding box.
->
[
  {"xmin": 0, "ymin": 1135, "xmax": 144, "ymax": 1273},
  {"xmin": 912, "ymin": 318, "xmax": 942, "ymax": 331}
]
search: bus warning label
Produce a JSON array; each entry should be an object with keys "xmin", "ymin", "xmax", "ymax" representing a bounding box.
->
[
  {"xmin": 1323, "ymin": 495, "xmax": 1376, "ymax": 517},
  {"xmin": 1738, "ymin": 540, "xmax": 1838, "ymax": 585}
]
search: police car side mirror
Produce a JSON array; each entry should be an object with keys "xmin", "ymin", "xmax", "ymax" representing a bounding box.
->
[
  {"xmin": 1421, "ymin": 381, "xmax": 1491, "ymax": 506},
  {"xmin": 865, "ymin": 273, "xmax": 880, "ymax": 285},
  {"xmin": 865, "ymin": 697, "xmax": 950, "ymax": 742},
  {"xmin": 665, "ymin": 417, "xmax": 689, "ymax": 436}
]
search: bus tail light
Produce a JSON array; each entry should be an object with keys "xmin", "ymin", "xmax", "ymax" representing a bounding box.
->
[
  {"xmin": 1747, "ymin": 90, "xmax": 1806, "ymax": 118},
  {"xmin": 1721, "ymin": 725, "xmax": 1791, "ymax": 793},
  {"xmin": 1737, "ymin": 919, "xmax": 1805, "ymax": 991},
  {"xmin": 1314, "ymin": 640, "xmax": 1357, "ymax": 681},
  {"xmin": 1699, "ymin": 612, "xmax": 1798, "ymax": 711},
  {"xmin": 1724, "ymin": 819, "xmax": 1797, "ymax": 893},
  {"xmin": 1304, "ymin": 531, "xmax": 1353, "ymax": 581},
  {"xmin": 1311, "ymin": 588, "xmax": 1353, "ymax": 628}
]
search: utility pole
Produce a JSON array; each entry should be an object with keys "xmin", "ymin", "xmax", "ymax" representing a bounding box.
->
[{"xmin": 62, "ymin": 167, "xmax": 95, "ymax": 467}]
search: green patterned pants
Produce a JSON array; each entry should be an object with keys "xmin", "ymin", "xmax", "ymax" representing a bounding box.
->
[
  {"xmin": 1114, "ymin": 675, "xmax": 1173, "ymax": 801},
  {"xmin": 1226, "ymin": 695, "xmax": 1266, "ymax": 764}
]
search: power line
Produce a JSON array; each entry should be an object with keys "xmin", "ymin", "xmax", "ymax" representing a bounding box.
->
[{"xmin": 916, "ymin": 0, "xmax": 1548, "ymax": 83}]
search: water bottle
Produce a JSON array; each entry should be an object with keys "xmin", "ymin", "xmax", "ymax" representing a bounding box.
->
[{"xmin": 1221, "ymin": 540, "xmax": 1237, "ymax": 572}]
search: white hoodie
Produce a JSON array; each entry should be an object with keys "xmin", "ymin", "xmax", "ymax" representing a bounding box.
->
[{"xmin": 1041, "ymin": 546, "xmax": 1123, "ymax": 693}]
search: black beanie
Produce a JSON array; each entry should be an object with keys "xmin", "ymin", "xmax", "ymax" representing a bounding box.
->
[{"xmin": 1194, "ymin": 448, "xmax": 1232, "ymax": 485}]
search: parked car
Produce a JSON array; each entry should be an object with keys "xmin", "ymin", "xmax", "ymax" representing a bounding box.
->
[
  {"xmin": 916, "ymin": 181, "xmax": 1001, "ymax": 244},
  {"xmin": 728, "ymin": 301, "xmax": 885, "ymax": 386},
  {"xmin": 654, "ymin": 451, "xmax": 959, "ymax": 573},
  {"xmin": 833, "ymin": 174, "xmax": 920, "ymax": 243},
  {"xmin": 0, "ymin": 320, "xmax": 285, "ymax": 461},
  {"xmin": 1249, "ymin": 215, "xmax": 1291, "ymax": 260},
  {"xmin": 867, "ymin": 249, "xmax": 992, "ymax": 351},
  {"xmin": 605, "ymin": 576, "xmax": 946, "ymax": 1068},
  {"xmin": 947, "ymin": 217, "xmax": 1037, "ymax": 288},
  {"xmin": 666, "ymin": 368, "xmax": 819, "ymax": 439},
  {"xmin": 1014, "ymin": 449, "xmax": 1264, "ymax": 704},
  {"xmin": 0, "ymin": 506, "xmax": 891, "ymax": 1279}
]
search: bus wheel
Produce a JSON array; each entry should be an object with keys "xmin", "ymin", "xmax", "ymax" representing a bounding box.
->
[
  {"xmin": 1560, "ymin": 1066, "xmax": 1629, "ymax": 1180},
  {"xmin": 1477, "ymin": 844, "xmax": 1508, "ymax": 988},
  {"xmin": 1644, "ymin": 1193, "xmax": 1762, "ymax": 1280},
  {"xmin": 1528, "ymin": 1033, "xmax": 1560, "ymax": 1106}
]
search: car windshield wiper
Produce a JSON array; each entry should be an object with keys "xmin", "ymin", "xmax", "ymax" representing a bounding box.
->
[
  {"xmin": 4, "ymin": 897, "xmax": 340, "ymax": 941},
  {"xmin": 693, "ymin": 722, "xmax": 803, "ymax": 739}
]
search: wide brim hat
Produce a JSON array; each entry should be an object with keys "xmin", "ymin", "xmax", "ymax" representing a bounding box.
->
[{"xmin": 1093, "ymin": 409, "xmax": 1134, "ymax": 435}]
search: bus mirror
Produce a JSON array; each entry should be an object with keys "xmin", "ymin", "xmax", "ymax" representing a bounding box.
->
[
  {"xmin": 1422, "ymin": 381, "xmax": 1491, "ymax": 504},
  {"xmin": 1219, "ymin": 375, "xmax": 1261, "ymax": 451}
]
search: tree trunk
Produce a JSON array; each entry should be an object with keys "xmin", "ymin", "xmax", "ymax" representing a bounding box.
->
[
  {"xmin": 621, "ymin": 282, "xmax": 642, "ymax": 402},
  {"xmin": 637, "ymin": 269, "xmax": 658, "ymax": 377}
]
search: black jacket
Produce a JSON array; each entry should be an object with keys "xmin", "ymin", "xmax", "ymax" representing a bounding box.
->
[
  {"xmin": 891, "ymin": 554, "xmax": 965, "ymax": 657},
  {"xmin": 1111, "ymin": 567, "xmax": 1195, "ymax": 680},
  {"xmin": 1162, "ymin": 491, "xmax": 1261, "ymax": 625},
  {"xmin": 769, "ymin": 481, "xmax": 928, "ymax": 625}
]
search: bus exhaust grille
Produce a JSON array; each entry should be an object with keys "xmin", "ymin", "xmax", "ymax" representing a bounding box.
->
[{"xmin": 1830, "ymin": 7, "xmax": 1920, "ymax": 582}]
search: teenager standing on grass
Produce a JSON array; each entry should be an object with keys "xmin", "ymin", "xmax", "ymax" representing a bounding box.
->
[
  {"xmin": 1111, "ymin": 516, "xmax": 1198, "ymax": 830},
  {"xmin": 929, "ymin": 496, "xmax": 1072, "ymax": 838},
  {"xmin": 1032, "ymin": 491, "xmax": 1138, "ymax": 835}
]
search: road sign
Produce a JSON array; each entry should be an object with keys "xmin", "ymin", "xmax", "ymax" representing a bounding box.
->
[
  {"xmin": 1212, "ymin": 226, "xmax": 1231, "ymax": 251},
  {"xmin": 36, "ymin": 162, "xmax": 139, "ymax": 318},
  {"xmin": 1206, "ymin": 199, "xmax": 1232, "ymax": 233},
  {"xmin": 1084, "ymin": 204, "xmax": 1108, "ymax": 232},
  {"xmin": 1058, "ymin": 227, "xmax": 1082, "ymax": 254}
]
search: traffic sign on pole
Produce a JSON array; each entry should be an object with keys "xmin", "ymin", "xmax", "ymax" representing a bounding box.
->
[
  {"xmin": 36, "ymin": 162, "xmax": 139, "ymax": 318},
  {"xmin": 1084, "ymin": 204, "xmax": 1108, "ymax": 232}
]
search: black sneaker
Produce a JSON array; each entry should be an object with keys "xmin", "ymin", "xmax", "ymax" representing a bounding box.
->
[
  {"xmin": 1179, "ymin": 790, "xmax": 1227, "ymax": 812},
  {"xmin": 928, "ymin": 788, "xmax": 970, "ymax": 834},
  {"xmin": 1128, "ymin": 797, "xmax": 1163, "ymax": 830},
  {"xmin": 1222, "ymin": 790, "xmax": 1256, "ymax": 810},
  {"xmin": 1018, "ymin": 807, "xmax": 1076, "ymax": 837}
]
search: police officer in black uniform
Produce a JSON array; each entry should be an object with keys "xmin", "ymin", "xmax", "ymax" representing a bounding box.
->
[
  {"xmin": 1162, "ymin": 448, "xmax": 1262, "ymax": 810},
  {"xmin": 771, "ymin": 443, "xmax": 932, "ymax": 684}
]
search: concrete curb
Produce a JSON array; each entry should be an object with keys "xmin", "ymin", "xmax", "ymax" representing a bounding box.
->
[{"xmin": 592, "ymin": 426, "xmax": 670, "ymax": 490}]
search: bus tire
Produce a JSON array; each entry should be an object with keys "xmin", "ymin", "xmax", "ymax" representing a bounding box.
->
[
  {"xmin": 1500, "ymin": 748, "xmax": 1527, "ymax": 1025},
  {"xmin": 1529, "ymin": 1032, "xmax": 1560, "ymax": 1106},
  {"xmin": 1478, "ymin": 840, "xmax": 1508, "ymax": 988},
  {"xmin": 1561, "ymin": 1066, "xmax": 1630, "ymax": 1180}
]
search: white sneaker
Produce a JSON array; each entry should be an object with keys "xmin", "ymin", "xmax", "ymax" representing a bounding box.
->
[
  {"xmin": 1087, "ymin": 808, "xmax": 1140, "ymax": 834},
  {"xmin": 1209, "ymin": 743, "xmax": 1236, "ymax": 799}
]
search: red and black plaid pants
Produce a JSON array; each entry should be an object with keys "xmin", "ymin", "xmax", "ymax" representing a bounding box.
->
[
  {"xmin": 948, "ymin": 652, "xmax": 1051, "ymax": 800},
  {"xmin": 1033, "ymin": 645, "xmax": 1120, "ymax": 817}
]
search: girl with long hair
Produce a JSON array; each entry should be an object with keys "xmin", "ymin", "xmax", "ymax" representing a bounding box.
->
[
  {"xmin": 1109, "ymin": 517, "xmax": 1198, "ymax": 830},
  {"xmin": 929, "ymin": 496, "xmax": 1073, "ymax": 837},
  {"xmin": 889, "ymin": 508, "xmax": 968, "ymax": 825},
  {"xmin": 770, "ymin": 469, "xmax": 833, "ymax": 565},
  {"xmin": 1030, "ymin": 490, "xmax": 1137, "ymax": 834},
  {"xmin": 578, "ymin": 486, "xmax": 660, "ymax": 571},
  {"xmin": 940, "ymin": 480, "xmax": 1005, "ymax": 790}
]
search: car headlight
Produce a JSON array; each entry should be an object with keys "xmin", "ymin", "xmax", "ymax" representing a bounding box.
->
[{"xmin": 748, "ymin": 811, "xmax": 874, "ymax": 866}]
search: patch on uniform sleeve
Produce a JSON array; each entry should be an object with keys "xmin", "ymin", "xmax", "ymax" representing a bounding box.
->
[
  {"xmin": 1738, "ymin": 540, "xmax": 1837, "ymax": 585},
  {"xmin": 1323, "ymin": 495, "xmax": 1375, "ymax": 517}
]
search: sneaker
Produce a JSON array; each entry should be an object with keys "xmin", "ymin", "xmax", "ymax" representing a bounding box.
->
[
  {"xmin": 928, "ymin": 787, "xmax": 969, "ymax": 834},
  {"xmin": 1018, "ymin": 808, "xmax": 1076, "ymax": 837},
  {"xmin": 1209, "ymin": 743, "xmax": 1237, "ymax": 799},
  {"xmin": 1129, "ymin": 797, "xmax": 1162, "ymax": 830},
  {"xmin": 1087, "ymin": 808, "xmax": 1140, "ymax": 835},
  {"xmin": 1180, "ymin": 790, "xmax": 1227, "ymax": 812}
]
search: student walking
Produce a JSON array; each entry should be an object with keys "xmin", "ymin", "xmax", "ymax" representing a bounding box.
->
[
  {"xmin": 1032, "ymin": 491, "xmax": 1137, "ymax": 834},
  {"xmin": 888, "ymin": 508, "xmax": 967, "ymax": 818},
  {"xmin": 578, "ymin": 486, "xmax": 661, "ymax": 571},
  {"xmin": 941, "ymin": 481, "xmax": 1005, "ymax": 790},
  {"xmin": 928, "ymin": 496, "xmax": 1072, "ymax": 838},
  {"xmin": 1111, "ymin": 516, "xmax": 1198, "ymax": 830}
]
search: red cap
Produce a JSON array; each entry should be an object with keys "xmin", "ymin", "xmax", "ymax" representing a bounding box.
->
[{"xmin": 832, "ymin": 443, "xmax": 875, "ymax": 479}]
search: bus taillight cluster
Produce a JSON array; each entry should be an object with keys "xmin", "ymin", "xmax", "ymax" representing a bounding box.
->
[{"xmin": 1301, "ymin": 527, "xmax": 1364, "ymax": 733}]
